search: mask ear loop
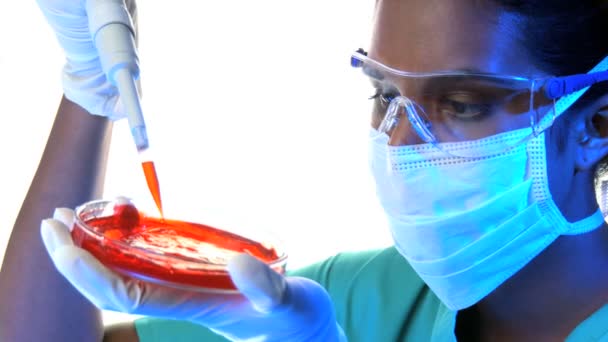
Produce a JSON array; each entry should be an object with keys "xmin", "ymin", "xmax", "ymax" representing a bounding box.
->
[{"xmin": 531, "ymin": 79, "xmax": 552, "ymax": 136}]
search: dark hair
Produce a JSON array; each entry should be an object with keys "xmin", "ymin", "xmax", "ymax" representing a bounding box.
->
[
  {"xmin": 491, "ymin": 1, "xmax": 607, "ymax": 70},
  {"xmin": 492, "ymin": 0, "xmax": 608, "ymax": 102},
  {"xmin": 491, "ymin": 1, "xmax": 608, "ymax": 188}
]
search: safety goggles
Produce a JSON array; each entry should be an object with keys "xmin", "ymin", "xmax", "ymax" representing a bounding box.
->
[{"xmin": 352, "ymin": 49, "xmax": 608, "ymax": 158}]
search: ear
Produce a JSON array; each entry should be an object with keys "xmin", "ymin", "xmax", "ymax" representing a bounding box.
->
[{"xmin": 576, "ymin": 108, "xmax": 608, "ymax": 171}]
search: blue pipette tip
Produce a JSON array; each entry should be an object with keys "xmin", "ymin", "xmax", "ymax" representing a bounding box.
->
[{"xmin": 131, "ymin": 124, "xmax": 150, "ymax": 152}]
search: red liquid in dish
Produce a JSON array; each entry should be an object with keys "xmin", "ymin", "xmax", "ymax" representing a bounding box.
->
[
  {"xmin": 142, "ymin": 161, "xmax": 163, "ymax": 217},
  {"xmin": 72, "ymin": 205, "xmax": 284, "ymax": 291}
]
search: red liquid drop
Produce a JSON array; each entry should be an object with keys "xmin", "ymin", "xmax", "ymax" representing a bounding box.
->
[
  {"xmin": 72, "ymin": 205, "xmax": 284, "ymax": 291},
  {"xmin": 142, "ymin": 161, "xmax": 163, "ymax": 217}
]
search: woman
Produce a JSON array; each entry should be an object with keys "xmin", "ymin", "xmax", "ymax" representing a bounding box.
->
[{"xmin": 2, "ymin": 0, "xmax": 608, "ymax": 341}]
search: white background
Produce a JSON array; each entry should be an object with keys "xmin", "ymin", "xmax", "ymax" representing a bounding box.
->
[{"xmin": 0, "ymin": 1, "xmax": 393, "ymax": 325}]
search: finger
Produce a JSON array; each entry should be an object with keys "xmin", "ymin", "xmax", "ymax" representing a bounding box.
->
[
  {"xmin": 53, "ymin": 207, "xmax": 76, "ymax": 231},
  {"xmin": 52, "ymin": 244, "xmax": 144, "ymax": 313},
  {"xmin": 40, "ymin": 218, "xmax": 75, "ymax": 255},
  {"xmin": 227, "ymin": 253, "xmax": 286, "ymax": 313},
  {"xmin": 55, "ymin": 246, "xmax": 254, "ymax": 320}
]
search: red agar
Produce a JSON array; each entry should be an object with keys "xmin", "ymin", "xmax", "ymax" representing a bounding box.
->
[
  {"xmin": 142, "ymin": 161, "xmax": 163, "ymax": 217},
  {"xmin": 72, "ymin": 204, "xmax": 284, "ymax": 291}
]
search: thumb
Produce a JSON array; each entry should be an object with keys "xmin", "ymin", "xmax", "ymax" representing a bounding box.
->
[{"xmin": 227, "ymin": 253, "xmax": 286, "ymax": 313}]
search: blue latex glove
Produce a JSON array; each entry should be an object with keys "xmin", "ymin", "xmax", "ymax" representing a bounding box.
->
[
  {"xmin": 41, "ymin": 208, "xmax": 347, "ymax": 341},
  {"xmin": 36, "ymin": 0, "xmax": 138, "ymax": 119}
]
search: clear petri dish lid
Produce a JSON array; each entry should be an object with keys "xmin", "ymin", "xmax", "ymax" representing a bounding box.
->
[{"xmin": 72, "ymin": 197, "xmax": 287, "ymax": 293}]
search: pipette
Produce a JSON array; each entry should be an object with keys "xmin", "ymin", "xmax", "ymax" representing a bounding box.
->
[{"xmin": 86, "ymin": 0, "xmax": 163, "ymax": 216}]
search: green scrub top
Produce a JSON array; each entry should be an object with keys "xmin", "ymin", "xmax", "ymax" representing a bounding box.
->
[{"xmin": 134, "ymin": 248, "xmax": 608, "ymax": 341}]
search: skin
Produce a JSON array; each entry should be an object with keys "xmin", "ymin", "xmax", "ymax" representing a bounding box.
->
[
  {"xmin": 2, "ymin": 1, "xmax": 608, "ymax": 341},
  {"xmin": 370, "ymin": 0, "xmax": 608, "ymax": 340},
  {"xmin": 0, "ymin": 96, "xmax": 140, "ymax": 341},
  {"xmin": 0, "ymin": 97, "xmax": 111, "ymax": 342}
]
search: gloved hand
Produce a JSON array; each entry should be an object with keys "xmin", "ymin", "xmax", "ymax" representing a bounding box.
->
[
  {"xmin": 41, "ymin": 208, "xmax": 347, "ymax": 342},
  {"xmin": 35, "ymin": 0, "xmax": 139, "ymax": 119}
]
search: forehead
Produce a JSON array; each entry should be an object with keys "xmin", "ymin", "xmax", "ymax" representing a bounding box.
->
[{"xmin": 369, "ymin": 0, "xmax": 545, "ymax": 78}]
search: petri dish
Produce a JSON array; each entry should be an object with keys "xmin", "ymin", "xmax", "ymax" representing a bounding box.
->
[{"xmin": 71, "ymin": 198, "xmax": 287, "ymax": 293}]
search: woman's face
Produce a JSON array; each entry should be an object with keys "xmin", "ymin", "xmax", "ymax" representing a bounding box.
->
[{"xmin": 368, "ymin": 0, "xmax": 600, "ymax": 221}]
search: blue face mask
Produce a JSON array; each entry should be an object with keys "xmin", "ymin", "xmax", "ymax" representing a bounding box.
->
[{"xmin": 369, "ymin": 126, "xmax": 605, "ymax": 311}]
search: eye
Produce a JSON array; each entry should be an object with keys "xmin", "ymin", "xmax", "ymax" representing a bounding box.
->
[{"xmin": 438, "ymin": 93, "xmax": 494, "ymax": 121}]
